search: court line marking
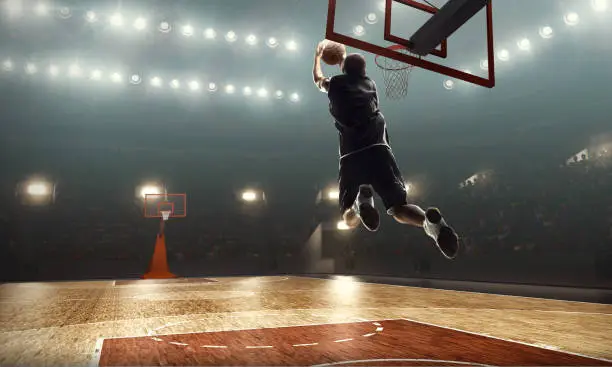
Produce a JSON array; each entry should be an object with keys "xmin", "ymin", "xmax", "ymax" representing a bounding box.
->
[
  {"xmin": 246, "ymin": 345, "xmax": 274, "ymax": 349},
  {"xmin": 311, "ymin": 358, "xmax": 494, "ymax": 367},
  {"xmin": 401, "ymin": 317, "xmax": 612, "ymax": 363},
  {"xmin": 296, "ymin": 276, "xmax": 610, "ymax": 307},
  {"xmin": 294, "ymin": 342, "xmax": 319, "ymax": 347}
]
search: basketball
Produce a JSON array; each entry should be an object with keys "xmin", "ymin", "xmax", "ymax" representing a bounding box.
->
[{"xmin": 321, "ymin": 41, "xmax": 347, "ymax": 66}]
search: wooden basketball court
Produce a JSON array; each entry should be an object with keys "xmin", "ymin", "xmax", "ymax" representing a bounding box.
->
[{"xmin": 0, "ymin": 276, "xmax": 610, "ymax": 366}]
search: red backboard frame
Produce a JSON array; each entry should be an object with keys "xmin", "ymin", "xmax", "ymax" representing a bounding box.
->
[
  {"xmin": 144, "ymin": 193, "xmax": 187, "ymax": 218},
  {"xmin": 325, "ymin": 0, "xmax": 496, "ymax": 88}
]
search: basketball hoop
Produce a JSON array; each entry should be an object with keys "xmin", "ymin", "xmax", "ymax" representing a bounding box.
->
[
  {"xmin": 160, "ymin": 210, "xmax": 171, "ymax": 221},
  {"xmin": 375, "ymin": 45, "xmax": 419, "ymax": 100}
]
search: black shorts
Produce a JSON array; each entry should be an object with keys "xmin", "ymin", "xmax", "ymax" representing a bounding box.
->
[{"xmin": 338, "ymin": 145, "xmax": 408, "ymax": 213}]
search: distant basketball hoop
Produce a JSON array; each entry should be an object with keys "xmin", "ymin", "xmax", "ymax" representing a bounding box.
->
[
  {"xmin": 160, "ymin": 210, "xmax": 171, "ymax": 221},
  {"xmin": 375, "ymin": 45, "xmax": 419, "ymax": 100}
]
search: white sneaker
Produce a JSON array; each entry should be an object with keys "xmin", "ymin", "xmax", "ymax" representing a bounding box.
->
[
  {"xmin": 424, "ymin": 207, "xmax": 459, "ymax": 259},
  {"xmin": 353, "ymin": 185, "xmax": 380, "ymax": 232}
]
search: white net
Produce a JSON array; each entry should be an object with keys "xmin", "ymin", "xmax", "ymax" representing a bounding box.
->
[
  {"xmin": 160, "ymin": 210, "xmax": 171, "ymax": 221},
  {"xmin": 375, "ymin": 48, "xmax": 418, "ymax": 100}
]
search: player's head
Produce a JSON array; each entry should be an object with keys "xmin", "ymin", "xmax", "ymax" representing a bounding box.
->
[{"xmin": 342, "ymin": 53, "xmax": 366, "ymax": 77}]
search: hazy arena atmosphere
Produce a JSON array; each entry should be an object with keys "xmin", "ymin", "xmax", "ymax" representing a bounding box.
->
[{"xmin": 1, "ymin": 0, "xmax": 612, "ymax": 365}]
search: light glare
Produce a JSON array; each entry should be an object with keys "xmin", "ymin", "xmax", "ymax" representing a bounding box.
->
[
  {"xmin": 130, "ymin": 74, "xmax": 142, "ymax": 84},
  {"xmin": 159, "ymin": 21, "xmax": 171, "ymax": 33},
  {"xmin": 182, "ymin": 24, "xmax": 194, "ymax": 37},
  {"xmin": 479, "ymin": 59, "xmax": 489, "ymax": 70},
  {"xmin": 68, "ymin": 64, "xmax": 82, "ymax": 77},
  {"xmin": 443, "ymin": 79, "xmax": 454, "ymax": 90},
  {"xmin": 90, "ymin": 69, "xmax": 102, "ymax": 80},
  {"xmin": 151, "ymin": 76, "xmax": 162, "ymax": 87},
  {"xmin": 257, "ymin": 88, "xmax": 268, "ymax": 98},
  {"xmin": 225, "ymin": 31, "xmax": 237, "ymax": 42},
  {"xmin": 289, "ymin": 92, "xmax": 300, "ymax": 102},
  {"xmin": 170, "ymin": 79, "xmax": 180, "ymax": 89},
  {"xmin": 48, "ymin": 65, "xmax": 59, "ymax": 77},
  {"xmin": 497, "ymin": 49, "xmax": 510, "ymax": 61},
  {"xmin": 85, "ymin": 11, "xmax": 97, "ymax": 22},
  {"xmin": 204, "ymin": 28, "xmax": 216, "ymax": 39},
  {"xmin": 337, "ymin": 220, "xmax": 351, "ymax": 231},
  {"xmin": 2, "ymin": 59, "xmax": 14, "ymax": 71},
  {"xmin": 25, "ymin": 63, "xmax": 37, "ymax": 74},
  {"xmin": 34, "ymin": 2, "xmax": 49, "ymax": 16},
  {"xmin": 246, "ymin": 34, "xmax": 257, "ymax": 45},
  {"xmin": 111, "ymin": 72, "xmax": 122, "ymax": 83},
  {"xmin": 188, "ymin": 80, "xmax": 200, "ymax": 91},
  {"xmin": 208, "ymin": 82, "xmax": 217, "ymax": 92},
  {"xmin": 243, "ymin": 86, "xmax": 252, "ymax": 96},
  {"xmin": 225, "ymin": 84, "xmax": 235, "ymax": 94},
  {"xmin": 275, "ymin": 90, "xmax": 284, "ymax": 99},
  {"xmin": 365, "ymin": 13, "xmax": 378, "ymax": 24},
  {"xmin": 591, "ymin": 0, "xmax": 608, "ymax": 11},
  {"xmin": 241, "ymin": 191, "xmax": 258, "ymax": 202},
  {"xmin": 539, "ymin": 26, "xmax": 554, "ymax": 39},
  {"xmin": 353, "ymin": 25, "xmax": 365, "ymax": 37},
  {"xmin": 133, "ymin": 17, "xmax": 146, "ymax": 30},
  {"xmin": 27, "ymin": 182, "xmax": 50, "ymax": 197},
  {"xmin": 286, "ymin": 40, "xmax": 298, "ymax": 51},
  {"xmin": 563, "ymin": 12, "xmax": 579, "ymax": 26},
  {"xmin": 266, "ymin": 37, "xmax": 279, "ymax": 48},
  {"xmin": 517, "ymin": 38, "xmax": 531, "ymax": 51},
  {"xmin": 110, "ymin": 13, "xmax": 123, "ymax": 27}
]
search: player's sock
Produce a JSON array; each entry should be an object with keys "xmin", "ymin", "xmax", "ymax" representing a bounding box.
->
[
  {"xmin": 424, "ymin": 207, "xmax": 459, "ymax": 259},
  {"xmin": 353, "ymin": 185, "xmax": 380, "ymax": 232}
]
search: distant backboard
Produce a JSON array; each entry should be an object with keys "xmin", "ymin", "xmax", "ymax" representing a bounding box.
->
[
  {"xmin": 144, "ymin": 193, "xmax": 187, "ymax": 218},
  {"xmin": 326, "ymin": 0, "xmax": 495, "ymax": 88}
]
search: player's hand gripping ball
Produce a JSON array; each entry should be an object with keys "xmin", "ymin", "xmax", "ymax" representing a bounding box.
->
[{"xmin": 317, "ymin": 40, "xmax": 347, "ymax": 66}]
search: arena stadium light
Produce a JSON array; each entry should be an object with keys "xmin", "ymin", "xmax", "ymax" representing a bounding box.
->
[
  {"xmin": 377, "ymin": 0, "xmax": 386, "ymax": 12},
  {"xmin": 109, "ymin": 13, "xmax": 124, "ymax": 27},
  {"xmin": 286, "ymin": 40, "xmax": 298, "ymax": 51},
  {"xmin": 443, "ymin": 79, "xmax": 454, "ymax": 90},
  {"xmin": 497, "ymin": 49, "xmax": 510, "ymax": 61},
  {"xmin": 26, "ymin": 181, "xmax": 51, "ymax": 196},
  {"xmin": 2, "ymin": 59, "xmax": 14, "ymax": 71},
  {"xmin": 130, "ymin": 74, "xmax": 142, "ymax": 85},
  {"xmin": 353, "ymin": 25, "xmax": 365, "ymax": 37},
  {"xmin": 34, "ymin": 2, "xmax": 49, "ymax": 16},
  {"xmin": 182, "ymin": 24, "xmax": 194, "ymax": 37},
  {"xmin": 139, "ymin": 185, "xmax": 162, "ymax": 199},
  {"xmin": 48, "ymin": 64, "xmax": 59, "ymax": 77},
  {"xmin": 336, "ymin": 220, "xmax": 351, "ymax": 231},
  {"xmin": 57, "ymin": 6, "xmax": 71, "ymax": 19},
  {"xmin": 274, "ymin": 90, "xmax": 284, "ymax": 99},
  {"xmin": 246, "ymin": 34, "xmax": 258, "ymax": 46},
  {"xmin": 133, "ymin": 17, "xmax": 146, "ymax": 31},
  {"xmin": 257, "ymin": 88, "xmax": 268, "ymax": 98},
  {"xmin": 563, "ymin": 12, "xmax": 580, "ymax": 26},
  {"xmin": 204, "ymin": 28, "xmax": 216, "ymax": 39},
  {"xmin": 225, "ymin": 84, "xmax": 235, "ymax": 94},
  {"xmin": 517, "ymin": 38, "xmax": 531, "ymax": 51},
  {"xmin": 326, "ymin": 189, "xmax": 340, "ymax": 201},
  {"xmin": 85, "ymin": 10, "xmax": 97, "ymax": 23},
  {"xmin": 110, "ymin": 72, "xmax": 123, "ymax": 83},
  {"xmin": 208, "ymin": 82, "xmax": 217, "ymax": 92},
  {"xmin": 241, "ymin": 190, "xmax": 259, "ymax": 202},
  {"xmin": 170, "ymin": 79, "xmax": 180, "ymax": 89},
  {"xmin": 159, "ymin": 21, "xmax": 171, "ymax": 33},
  {"xmin": 21, "ymin": 178, "xmax": 56, "ymax": 205},
  {"xmin": 188, "ymin": 80, "xmax": 200, "ymax": 91},
  {"xmin": 225, "ymin": 31, "xmax": 237, "ymax": 43},
  {"xmin": 538, "ymin": 26, "xmax": 554, "ymax": 39},
  {"xmin": 365, "ymin": 13, "xmax": 378, "ymax": 25},
  {"xmin": 266, "ymin": 37, "xmax": 279, "ymax": 48},
  {"xmin": 25, "ymin": 62, "xmax": 37, "ymax": 74},
  {"xmin": 151, "ymin": 76, "xmax": 162, "ymax": 87},
  {"xmin": 243, "ymin": 86, "xmax": 252, "ymax": 96},
  {"xmin": 591, "ymin": 0, "xmax": 608, "ymax": 12},
  {"xmin": 479, "ymin": 59, "xmax": 489, "ymax": 70},
  {"xmin": 289, "ymin": 92, "xmax": 300, "ymax": 102},
  {"xmin": 90, "ymin": 69, "xmax": 102, "ymax": 81},
  {"xmin": 68, "ymin": 63, "xmax": 82, "ymax": 78}
]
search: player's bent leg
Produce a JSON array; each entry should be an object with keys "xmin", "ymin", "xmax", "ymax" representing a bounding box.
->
[
  {"xmin": 354, "ymin": 185, "xmax": 380, "ymax": 232},
  {"xmin": 388, "ymin": 204, "xmax": 426, "ymax": 227}
]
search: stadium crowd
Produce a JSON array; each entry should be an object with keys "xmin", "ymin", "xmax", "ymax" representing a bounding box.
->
[{"xmin": 1, "ymin": 153, "xmax": 610, "ymax": 288}]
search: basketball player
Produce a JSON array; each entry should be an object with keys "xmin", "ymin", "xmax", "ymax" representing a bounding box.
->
[{"xmin": 312, "ymin": 40, "xmax": 459, "ymax": 259}]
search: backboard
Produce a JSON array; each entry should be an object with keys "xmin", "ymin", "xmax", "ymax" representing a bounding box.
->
[
  {"xmin": 144, "ymin": 193, "xmax": 187, "ymax": 218},
  {"xmin": 326, "ymin": 0, "xmax": 495, "ymax": 88}
]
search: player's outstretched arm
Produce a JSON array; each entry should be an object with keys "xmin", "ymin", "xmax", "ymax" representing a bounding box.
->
[{"xmin": 313, "ymin": 41, "xmax": 330, "ymax": 93}]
